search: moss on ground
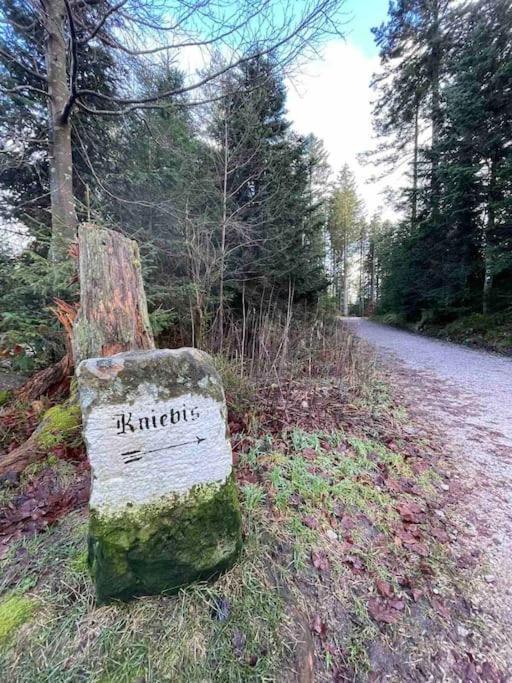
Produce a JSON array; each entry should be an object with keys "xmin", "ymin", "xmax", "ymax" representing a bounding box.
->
[
  {"xmin": 36, "ymin": 402, "xmax": 81, "ymax": 452},
  {"xmin": 0, "ymin": 594, "xmax": 36, "ymax": 645},
  {"xmin": 0, "ymin": 390, "xmax": 11, "ymax": 407}
]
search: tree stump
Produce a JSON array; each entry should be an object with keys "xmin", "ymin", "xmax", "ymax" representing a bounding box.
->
[
  {"xmin": 73, "ymin": 224, "xmax": 155, "ymax": 364},
  {"xmin": 1, "ymin": 225, "xmax": 155, "ymax": 477}
]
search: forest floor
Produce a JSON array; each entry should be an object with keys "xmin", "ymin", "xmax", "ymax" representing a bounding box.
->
[{"xmin": 0, "ymin": 324, "xmax": 510, "ymax": 681}]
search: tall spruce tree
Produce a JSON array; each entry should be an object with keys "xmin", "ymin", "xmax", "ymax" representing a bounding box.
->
[
  {"xmin": 213, "ymin": 57, "xmax": 328, "ymax": 309},
  {"xmin": 370, "ymin": 0, "xmax": 512, "ymax": 323}
]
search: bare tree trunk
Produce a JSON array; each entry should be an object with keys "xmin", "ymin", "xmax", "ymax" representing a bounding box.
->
[
  {"xmin": 412, "ymin": 99, "xmax": 419, "ymax": 228},
  {"xmin": 430, "ymin": 0, "xmax": 442, "ymax": 223},
  {"xmin": 218, "ymin": 117, "xmax": 229, "ymax": 352},
  {"xmin": 3, "ymin": 225, "xmax": 155, "ymax": 477},
  {"xmin": 44, "ymin": 0, "xmax": 78, "ymax": 263},
  {"xmin": 342, "ymin": 236, "xmax": 349, "ymax": 317},
  {"xmin": 73, "ymin": 223, "xmax": 154, "ymax": 364},
  {"xmin": 483, "ymin": 160, "xmax": 497, "ymax": 315},
  {"xmin": 358, "ymin": 229, "xmax": 365, "ymax": 316},
  {"xmin": 368, "ymin": 240, "xmax": 376, "ymax": 310}
]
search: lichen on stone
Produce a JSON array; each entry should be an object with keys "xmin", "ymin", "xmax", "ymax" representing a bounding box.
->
[
  {"xmin": 77, "ymin": 348, "xmax": 225, "ymax": 413},
  {"xmin": 88, "ymin": 474, "xmax": 242, "ymax": 603},
  {"xmin": 0, "ymin": 594, "xmax": 36, "ymax": 644}
]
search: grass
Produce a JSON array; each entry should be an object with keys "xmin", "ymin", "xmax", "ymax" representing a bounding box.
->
[
  {"xmin": 0, "ymin": 512, "xmax": 289, "ymax": 682},
  {"xmin": 0, "ymin": 319, "xmax": 476, "ymax": 681},
  {"xmin": 0, "ymin": 424, "xmax": 432, "ymax": 681}
]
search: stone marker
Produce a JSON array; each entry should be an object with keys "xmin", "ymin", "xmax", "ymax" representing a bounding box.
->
[{"xmin": 77, "ymin": 348, "xmax": 242, "ymax": 602}]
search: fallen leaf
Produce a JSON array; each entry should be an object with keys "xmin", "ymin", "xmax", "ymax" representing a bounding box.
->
[
  {"xmin": 367, "ymin": 598, "xmax": 401, "ymax": 624},
  {"xmin": 411, "ymin": 588, "xmax": 424, "ymax": 602},
  {"xmin": 410, "ymin": 542, "xmax": 429, "ymax": 557},
  {"xmin": 396, "ymin": 501, "xmax": 424, "ymax": 523},
  {"xmin": 395, "ymin": 528, "xmax": 420, "ymax": 544},
  {"xmin": 431, "ymin": 527, "xmax": 449, "ymax": 543},
  {"xmin": 311, "ymin": 613, "xmax": 327, "ymax": 637},
  {"xmin": 302, "ymin": 515, "xmax": 319, "ymax": 529},
  {"xmin": 303, "ymin": 448, "xmax": 317, "ymax": 460},
  {"xmin": 430, "ymin": 597, "xmax": 450, "ymax": 620},
  {"xmin": 388, "ymin": 598, "xmax": 405, "ymax": 611},
  {"xmin": 311, "ymin": 550, "xmax": 330, "ymax": 572},
  {"xmin": 376, "ymin": 579, "xmax": 394, "ymax": 599}
]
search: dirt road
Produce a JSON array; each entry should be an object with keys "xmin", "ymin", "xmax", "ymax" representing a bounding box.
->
[{"xmin": 347, "ymin": 318, "xmax": 512, "ymax": 673}]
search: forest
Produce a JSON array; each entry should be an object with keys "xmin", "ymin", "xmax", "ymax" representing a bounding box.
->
[
  {"xmin": 0, "ymin": 0, "xmax": 511, "ymax": 680},
  {"xmin": 1, "ymin": 0, "xmax": 511, "ymax": 368}
]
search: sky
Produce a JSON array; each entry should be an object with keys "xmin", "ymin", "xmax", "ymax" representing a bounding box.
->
[{"xmin": 285, "ymin": 0, "xmax": 397, "ymax": 218}]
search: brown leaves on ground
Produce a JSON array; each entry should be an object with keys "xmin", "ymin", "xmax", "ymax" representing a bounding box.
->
[
  {"xmin": 367, "ymin": 596, "xmax": 404, "ymax": 624},
  {"xmin": 0, "ymin": 456, "xmax": 89, "ymax": 556},
  {"xmin": 0, "ymin": 400, "xmax": 43, "ymax": 453},
  {"xmin": 0, "ymin": 397, "xmax": 89, "ymax": 552},
  {"xmin": 375, "ymin": 578, "xmax": 394, "ymax": 599},
  {"xmin": 226, "ymin": 369, "xmax": 480, "ymax": 680},
  {"xmin": 311, "ymin": 550, "xmax": 330, "ymax": 572}
]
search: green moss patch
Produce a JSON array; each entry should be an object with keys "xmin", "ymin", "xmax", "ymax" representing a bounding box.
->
[
  {"xmin": 0, "ymin": 389, "xmax": 11, "ymax": 407},
  {"xmin": 36, "ymin": 402, "xmax": 81, "ymax": 452},
  {"xmin": 89, "ymin": 474, "xmax": 242, "ymax": 602},
  {"xmin": 0, "ymin": 594, "xmax": 36, "ymax": 645}
]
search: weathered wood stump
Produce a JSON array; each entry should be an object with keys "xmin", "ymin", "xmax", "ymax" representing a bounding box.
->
[
  {"xmin": 73, "ymin": 223, "xmax": 154, "ymax": 364},
  {"xmin": 1, "ymin": 224, "xmax": 154, "ymax": 477}
]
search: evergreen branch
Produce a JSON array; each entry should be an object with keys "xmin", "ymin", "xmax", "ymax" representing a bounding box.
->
[{"xmin": 0, "ymin": 47, "xmax": 47, "ymax": 82}]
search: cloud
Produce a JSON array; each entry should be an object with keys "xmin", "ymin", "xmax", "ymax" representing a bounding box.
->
[{"xmin": 286, "ymin": 40, "xmax": 403, "ymax": 220}]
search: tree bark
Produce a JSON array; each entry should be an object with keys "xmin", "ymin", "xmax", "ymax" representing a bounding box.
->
[
  {"xmin": 429, "ymin": 0, "xmax": 442, "ymax": 223},
  {"xmin": 44, "ymin": 0, "xmax": 78, "ymax": 263},
  {"xmin": 412, "ymin": 98, "xmax": 419, "ymax": 228},
  {"xmin": 2, "ymin": 226, "xmax": 155, "ymax": 477},
  {"xmin": 218, "ymin": 116, "xmax": 229, "ymax": 352},
  {"xmin": 342, "ymin": 236, "xmax": 349, "ymax": 317},
  {"xmin": 483, "ymin": 159, "xmax": 497, "ymax": 315},
  {"xmin": 73, "ymin": 223, "xmax": 155, "ymax": 364}
]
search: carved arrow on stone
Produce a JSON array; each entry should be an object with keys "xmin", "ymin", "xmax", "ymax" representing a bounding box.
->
[{"xmin": 122, "ymin": 436, "xmax": 207, "ymax": 464}]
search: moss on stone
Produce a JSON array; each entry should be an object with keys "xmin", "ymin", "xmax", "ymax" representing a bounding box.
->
[
  {"xmin": 77, "ymin": 348, "xmax": 225, "ymax": 414},
  {"xmin": 0, "ymin": 594, "xmax": 36, "ymax": 644},
  {"xmin": 36, "ymin": 402, "xmax": 82, "ymax": 452},
  {"xmin": 88, "ymin": 474, "xmax": 242, "ymax": 603},
  {"xmin": 0, "ymin": 390, "xmax": 11, "ymax": 407}
]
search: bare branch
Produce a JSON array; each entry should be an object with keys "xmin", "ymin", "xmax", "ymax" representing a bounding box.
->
[
  {"xmin": 0, "ymin": 84, "xmax": 50, "ymax": 98},
  {"xmin": 77, "ymin": 0, "xmax": 130, "ymax": 45},
  {"xmin": 96, "ymin": 2, "xmax": 272, "ymax": 56}
]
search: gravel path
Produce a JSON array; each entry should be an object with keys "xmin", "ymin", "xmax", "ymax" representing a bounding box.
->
[{"xmin": 347, "ymin": 318, "xmax": 512, "ymax": 670}]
